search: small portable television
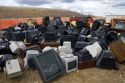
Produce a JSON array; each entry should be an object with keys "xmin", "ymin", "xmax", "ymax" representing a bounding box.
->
[{"xmin": 60, "ymin": 54, "xmax": 78, "ymax": 73}]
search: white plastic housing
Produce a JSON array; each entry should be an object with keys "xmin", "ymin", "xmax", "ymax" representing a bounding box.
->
[
  {"xmin": 63, "ymin": 41, "xmax": 71, "ymax": 49},
  {"xmin": 85, "ymin": 42, "xmax": 102, "ymax": 58},
  {"xmin": 6, "ymin": 59, "xmax": 22, "ymax": 78},
  {"xmin": 60, "ymin": 55, "xmax": 78, "ymax": 73},
  {"xmin": 58, "ymin": 46, "xmax": 72, "ymax": 55}
]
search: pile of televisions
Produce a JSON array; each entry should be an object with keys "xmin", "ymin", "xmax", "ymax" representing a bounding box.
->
[{"xmin": 0, "ymin": 16, "xmax": 125, "ymax": 83}]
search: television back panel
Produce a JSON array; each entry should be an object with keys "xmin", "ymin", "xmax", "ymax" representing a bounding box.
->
[{"xmin": 45, "ymin": 32, "xmax": 57, "ymax": 42}]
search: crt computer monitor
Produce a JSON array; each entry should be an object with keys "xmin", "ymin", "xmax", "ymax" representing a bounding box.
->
[
  {"xmin": 60, "ymin": 55, "xmax": 78, "ymax": 73},
  {"xmin": 33, "ymin": 49, "xmax": 64, "ymax": 83}
]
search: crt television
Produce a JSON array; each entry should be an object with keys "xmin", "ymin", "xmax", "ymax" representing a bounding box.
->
[
  {"xmin": 33, "ymin": 49, "xmax": 64, "ymax": 83},
  {"xmin": 12, "ymin": 31, "xmax": 24, "ymax": 41},
  {"xmin": 114, "ymin": 22, "xmax": 125, "ymax": 30},
  {"xmin": 26, "ymin": 29, "xmax": 39, "ymax": 43},
  {"xmin": 45, "ymin": 31, "xmax": 57, "ymax": 42}
]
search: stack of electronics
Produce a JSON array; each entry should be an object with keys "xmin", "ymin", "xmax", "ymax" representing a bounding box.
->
[{"xmin": 58, "ymin": 42, "xmax": 78, "ymax": 73}]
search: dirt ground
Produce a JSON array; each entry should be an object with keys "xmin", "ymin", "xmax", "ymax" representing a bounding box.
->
[{"xmin": 0, "ymin": 63, "xmax": 125, "ymax": 83}]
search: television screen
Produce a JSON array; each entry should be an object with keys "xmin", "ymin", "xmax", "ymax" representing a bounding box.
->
[
  {"xmin": 33, "ymin": 49, "xmax": 64, "ymax": 82},
  {"xmin": 68, "ymin": 60, "xmax": 77, "ymax": 70},
  {"xmin": 115, "ymin": 22, "xmax": 125, "ymax": 30}
]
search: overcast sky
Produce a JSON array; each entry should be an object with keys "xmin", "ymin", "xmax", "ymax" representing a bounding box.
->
[{"xmin": 0, "ymin": 0, "xmax": 125, "ymax": 16}]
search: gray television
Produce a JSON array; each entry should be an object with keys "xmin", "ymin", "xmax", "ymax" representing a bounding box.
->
[{"xmin": 33, "ymin": 49, "xmax": 64, "ymax": 83}]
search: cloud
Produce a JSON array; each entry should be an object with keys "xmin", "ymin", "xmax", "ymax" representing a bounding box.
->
[
  {"xmin": 113, "ymin": 3, "xmax": 125, "ymax": 7},
  {"xmin": 61, "ymin": 0, "xmax": 74, "ymax": 3},
  {"xmin": 15, "ymin": 0, "xmax": 51, "ymax": 6},
  {"xmin": 111, "ymin": 0, "xmax": 125, "ymax": 7},
  {"xmin": 15, "ymin": 0, "xmax": 75, "ymax": 6},
  {"xmin": 0, "ymin": 0, "xmax": 125, "ymax": 16}
]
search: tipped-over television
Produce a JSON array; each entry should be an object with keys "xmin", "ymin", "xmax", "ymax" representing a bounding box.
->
[{"xmin": 33, "ymin": 49, "xmax": 64, "ymax": 83}]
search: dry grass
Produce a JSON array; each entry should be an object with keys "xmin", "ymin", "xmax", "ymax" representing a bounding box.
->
[
  {"xmin": 0, "ymin": 64, "xmax": 125, "ymax": 83},
  {"xmin": 0, "ymin": 6, "xmax": 83, "ymax": 18}
]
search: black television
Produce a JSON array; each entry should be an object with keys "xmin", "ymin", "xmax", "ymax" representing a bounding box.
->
[
  {"xmin": 45, "ymin": 31, "xmax": 57, "ymax": 42},
  {"xmin": 26, "ymin": 29, "xmax": 39, "ymax": 43},
  {"xmin": 60, "ymin": 35, "xmax": 77, "ymax": 48},
  {"xmin": 33, "ymin": 49, "xmax": 64, "ymax": 83},
  {"xmin": 12, "ymin": 31, "xmax": 24, "ymax": 41}
]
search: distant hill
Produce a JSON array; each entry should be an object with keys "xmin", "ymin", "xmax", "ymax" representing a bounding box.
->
[{"xmin": 0, "ymin": 6, "xmax": 84, "ymax": 18}]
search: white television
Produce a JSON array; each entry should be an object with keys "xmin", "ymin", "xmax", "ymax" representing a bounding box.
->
[{"xmin": 60, "ymin": 54, "xmax": 78, "ymax": 73}]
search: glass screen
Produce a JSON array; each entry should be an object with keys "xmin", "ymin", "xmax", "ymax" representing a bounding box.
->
[
  {"xmin": 68, "ymin": 60, "xmax": 77, "ymax": 70},
  {"xmin": 37, "ymin": 52, "xmax": 61, "ymax": 79},
  {"xmin": 115, "ymin": 22, "xmax": 125, "ymax": 30}
]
